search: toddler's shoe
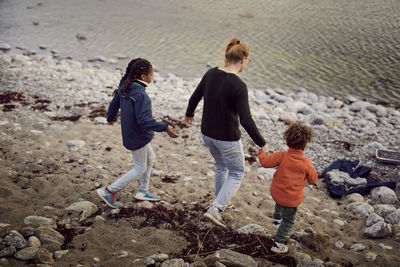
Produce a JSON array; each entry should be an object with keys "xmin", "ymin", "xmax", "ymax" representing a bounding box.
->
[
  {"xmin": 96, "ymin": 187, "xmax": 120, "ymax": 208},
  {"xmin": 204, "ymin": 206, "xmax": 226, "ymax": 228},
  {"xmin": 135, "ymin": 190, "xmax": 161, "ymax": 202},
  {"xmin": 271, "ymin": 242, "xmax": 288, "ymax": 254},
  {"xmin": 272, "ymin": 218, "xmax": 282, "ymax": 229}
]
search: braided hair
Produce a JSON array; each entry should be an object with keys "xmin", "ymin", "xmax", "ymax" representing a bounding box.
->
[{"xmin": 120, "ymin": 58, "xmax": 153, "ymax": 94}]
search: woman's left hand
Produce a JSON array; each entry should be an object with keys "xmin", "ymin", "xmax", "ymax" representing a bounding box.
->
[{"xmin": 184, "ymin": 116, "xmax": 194, "ymax": 127}]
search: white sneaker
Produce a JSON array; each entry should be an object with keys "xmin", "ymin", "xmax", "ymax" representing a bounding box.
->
[
  {"xmin": 204, "ymin": 206, "xmax": 226, "ymax": 228},
  {"xmin": 271, "ymin": 242, "xmax": 288, "ymax": 254},
  {"xmin": 272, "ymin": 219, "xmax": 282, "ymax": 229}
]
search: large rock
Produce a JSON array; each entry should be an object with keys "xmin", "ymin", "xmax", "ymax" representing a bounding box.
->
[
  {"xmin": 370, "ymin": 187, "xmax": 398, "ymax": 205},
  {"xmin": 364, "ymin": 221, "xmax": 392, "ymax": 238},
  {"xmin": 217, "ymin": 249, "xmax": 257, "ymax": 267},
  {"xmin": 343, "ymin": 193, "xmax": 364, "ymax": 204},
  {"xmin": 3, "ymin": 230, "xmax": 28, "ymax": 249},
  {"xmin": 65, "ymin": 200, "xmax": 98, "ymax": 222},
  {"xmin": 385, "ymin": 209, "xmax": 400, "ymax": 225},
  {"xmin": 34, "ymin": 248, "xmax": 54, "ymax": 265},
  {"xmin": 0, "ymin": 223, "xmax": 12, "ymax": 238},
  {"xmin": 24, "ymin": 215, "xmax": 57, "ymax": 229},
  {"xmin": 236, "ymin": 224, "xmax": 267, "ymax": 236},
  {"xmin": 34, "ymin": 227, "xmax": 65, "ymax": 246},
  {"xmin": 366, "ymin": 213, "xmax": 384, "ymax": 227},
  {"xmin": 161, "ymin": 258, "xmax": 185, "ymax": 267},
  {"xmin": 14, "ymin": 247, "xmax": 40, "ymax": 261},
  {"xmin": 346, "ymin": 202, "xmax": 374, "ymax": 218},
  {"xmin": 373, "ymin": 204, "xmax": 397, "ymax": 218},
  {"xmin": 0, "ymin": 246, "xmax": 16, "ymax": 258}
]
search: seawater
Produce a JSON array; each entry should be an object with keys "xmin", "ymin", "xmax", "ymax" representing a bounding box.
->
[{"xmin": 0, "ymin": 0, "xmax": 399, "ymax": 106}]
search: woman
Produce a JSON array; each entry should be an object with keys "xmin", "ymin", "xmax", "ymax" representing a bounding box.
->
[{"xmin": 184, "ymin": 38, "xmax": 268, "ymax": 228}]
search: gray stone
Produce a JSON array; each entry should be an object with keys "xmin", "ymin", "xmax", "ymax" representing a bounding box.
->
[
  {"xmin": 117, "ymin": 250, "xmax": 128, "ymax": 258},
  {"xmin": 24, "ymin": 215, "xmax": 57, "ymax": 229},
  {"xmin": 216, "ymin": 249, "xmax": 257, "ymax": 267},
  {"xmin": 350, "ymin": 243, "xmax": 366, "ymax": 251},
  {"xmin": 236, "ymin": 224, "xmax": 267, "ymax": 236},
  {"xmin": 297, "ymin": 260, "xmax": 324, "ymax": 267},
  {"xmin": 361, "ymin": 142, "xmax": 386, "ymax": 152},
  {"xmin": 93, "ymin": 117, "xmax": 107, "ymax": 124},
  {"xmin": 365, "ymin": 252, "xmax": 377, "ymax": 262},
  {"xmin": 28, "ymin": 236, "xmax": 41, "ymax": 247},
  {"xmin": 366, "ymin": 213, "xmax": 384, "ymax": 227},
  {"xmin": 364, "ymin": 221, "xmax": 392, "ymax": 238},
  {"xmin": 379, "ymin": 243, "xmax": 392, "ymax": 250},
  {"xmin": 20, "ymin": 227, "xmax": 35, "ymax": 237},
  {"xmin": 343, "ymin": 193, "xmax": 365, "ymax": 204},
  {"xmin": 294, "ymin": 252, "xmax": 312, "ymax": 261},
  {"xmin": 161, "ymin": 258, "xmax": 185, "ymax": 267},
  {"xmin": 373, "ymin": 204, "xmax": 396, "ymax": 218},
  {"xmin": 143, "ymin": 257, "xmax": 156, "ymax": 266},
  {"xmin": 0, "ymin": 43, "xmax": 11, "ymax": 52},
  {"xmin": 66, "ymin": 140, "xmax": 85, "ymax": 148},
  {"xmin": 385, "ymin": 209, "xmax": 400, "ymax": 225},
  {"xmin": 4, "ymin": 230, "xmax": 28, "ymax": 249},
  {"xmin": 0, "ymin": 246, "xmax": 16, "ymax": 257},
  {"xmin": 334, "ymin": 240, "xmax": 344, "ymax": 249},
  {"xmin": 370, "ymin": 186, "xmax": 398, "ymax": 205},
  {"xmin": 14, "ymin": 247, "xmax": 39, "ymax": 261},
  {"xmin": 54, "ymin": 249, "xmax": 69, "ymax": 259},
  {"xmin": 65, "ymin": 200, "xmax": 98, "ymax": 222},
  {"xmin": 346, "ymin": 202, "xmax": 374, "ymax": 218},
  {"xmin": 34, "ymin": 227, "xmax": 65, "ymax": 246},
  {"xmin": 0, "ymin": 223, "xmax": 12, "ymax": 238},
  {"xmin": 333, "ymin": 219, "xmax": 345, "ymax": 226},
  {"xmin": 147, "ymin": 253, "xmax": 169, "ymax": 262},
  {"xmin": 34, "ymin": 248, "xmax": 54, "ymax": 265}
]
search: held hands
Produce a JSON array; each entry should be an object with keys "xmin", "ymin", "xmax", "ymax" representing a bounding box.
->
[
  {"xmin": 184, "ymin": 116, "xmax": 194, "ymax": 127},
  {"xmin": 261, "ymin": 144, "xmax": 269, "ymax": 154},
  {"xmin": 166, "ymin": 125, "xmax": 179, "ymax": 138}
]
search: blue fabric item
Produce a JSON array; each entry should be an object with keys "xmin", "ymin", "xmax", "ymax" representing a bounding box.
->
[
  {"xmin": 323, "ymin": 159, "xmax": 396, "ymax": 198},
  {"xmin": 107, "ymin": 79, "xmax": 168, "ymax": 150}
]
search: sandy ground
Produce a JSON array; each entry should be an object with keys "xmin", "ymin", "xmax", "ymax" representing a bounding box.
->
[{"xmin": 0, "ymin": 104, "xmax": 399, "ymax": 266}]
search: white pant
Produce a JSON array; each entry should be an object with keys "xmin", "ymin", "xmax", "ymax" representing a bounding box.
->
[{"xmin": 108, "ymin": 143, "xmax": 155, "ymax": 193}]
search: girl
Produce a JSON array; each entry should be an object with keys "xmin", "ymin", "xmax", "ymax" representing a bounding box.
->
[
  {"xmin": 184, "ymin": 38, "xmax": 269, "ymax": 227},
  {"xmin": 97, "ymin": 58, "xmax": 178, "ymax": 208}
]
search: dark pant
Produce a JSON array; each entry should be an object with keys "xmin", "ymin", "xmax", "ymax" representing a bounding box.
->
[{"xmin": 273, "ymin": 203, "xmax": 298, "ymax": 243}]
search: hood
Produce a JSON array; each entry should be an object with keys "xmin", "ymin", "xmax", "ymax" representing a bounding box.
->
[{"xmin": 117, "ymin": 79, "xmax": 147, "ymax": 98}]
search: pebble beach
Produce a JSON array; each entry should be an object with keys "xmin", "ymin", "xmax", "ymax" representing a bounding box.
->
[{"xmin": 0, "ymin": 45, "xmax": 400, "ymax": 266}]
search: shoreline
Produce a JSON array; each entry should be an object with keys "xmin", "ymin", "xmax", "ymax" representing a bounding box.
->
[
  {"xmin": 0, "ymin": 48, "xmax": 400, "ymax": 266},
  {"xmin": 2, "ymin": 0, "xmax": 400, "ymax": 107}
]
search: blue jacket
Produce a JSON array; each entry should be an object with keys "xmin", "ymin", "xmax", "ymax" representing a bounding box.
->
[{"xmin": 107, "ymin": 79, "xmax": 168, "ymax": 150}]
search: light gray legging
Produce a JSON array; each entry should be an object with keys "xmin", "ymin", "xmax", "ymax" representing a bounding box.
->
[{"xmin": 108, "ymin": 143, "xmax": 155, "ymax": 193}]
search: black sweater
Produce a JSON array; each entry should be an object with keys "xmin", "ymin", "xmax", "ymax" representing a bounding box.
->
[{"xmin": 185, "ymin": 67, "xmax": 266, "ymax": 147}]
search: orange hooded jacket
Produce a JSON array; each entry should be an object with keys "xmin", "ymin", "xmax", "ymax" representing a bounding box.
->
[{"xmin": 258, "ymin": 148, "xmax": 318, "ymax": 207}]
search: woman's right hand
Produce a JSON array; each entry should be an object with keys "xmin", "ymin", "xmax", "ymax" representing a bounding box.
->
[
  {"xmin": 261, "ymin": 144, "xmax": 269, "ymax": 154},
  {"xmin": 184, "ymin": 116, "xmax": 194, "ymax": 127},
  {"xmin": 166, "ymin": 125, "xmax": 179, "ymax": 138}
]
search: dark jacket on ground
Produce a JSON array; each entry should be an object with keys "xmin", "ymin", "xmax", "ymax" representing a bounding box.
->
[
  {"xmin": 107, "ymin": 79, "xmax": 168, "ymax": 150},
  {"xmin": 185, "ymin": 67, "xmax": 266, "ymax": 147}
]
